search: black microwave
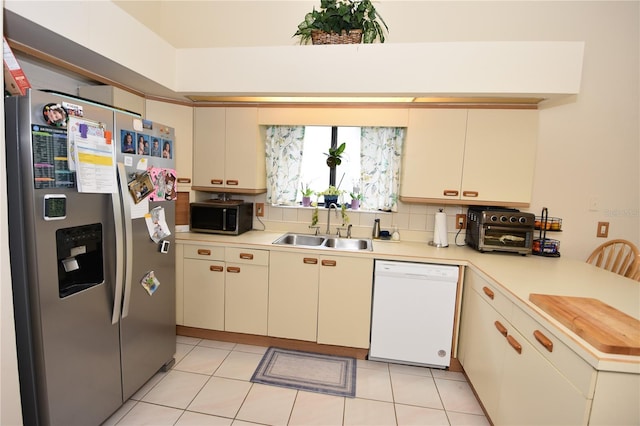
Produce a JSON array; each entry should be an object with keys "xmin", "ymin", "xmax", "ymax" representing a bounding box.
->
[{"xmin": 189, "ymin": 200, "xmax": 253, "ymax": 235}]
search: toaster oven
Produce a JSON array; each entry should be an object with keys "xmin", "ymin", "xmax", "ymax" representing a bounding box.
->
[{"xmin": 465, "ymin": 206, "xmax": 535, "ymax": 255}]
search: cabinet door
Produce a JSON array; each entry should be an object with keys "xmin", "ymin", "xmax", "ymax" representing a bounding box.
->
[
  {"xmin": 225, "ymin": 263, "xmax": 268, "ymax": 335},
  {"xmin": 400, "ymin": 109, "xmax": 467, "ymax": 200},
  {"xmin": 146, "ymin": 100, "xmax": 194, "ymax": 191},
  {"xmin": 497, "ymin": 328, "xmax": 590, "ymax": 426},
  {"xmin": 317, "ymin": 256, "xmax": 373, "ymax": 348},
  {"xmin": 193, "ymin": 108, "xmax": 226, "ymax": 188},
  {"xmin": 461, "ymin": 110, "xmax": 538, "ymax": 204},
  {"xmin": 225, "ymin": 107, "xmax": 265, "ymax": 191},
  {"xmin": 183, "ymin": 259, "xmax": 225, "ymax": 330},
  {"xmin": 268, "ymin": 252, "xmax": 319, "ymax": 341},
  {"xmin": 458, "ymin": 272, "xmax": 507, "ymax": 420}
]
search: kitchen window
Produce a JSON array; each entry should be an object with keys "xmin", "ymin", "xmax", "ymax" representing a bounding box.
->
[{"xmin": 264, "ymin": 125, "xmax": 405, "ymax": 211}]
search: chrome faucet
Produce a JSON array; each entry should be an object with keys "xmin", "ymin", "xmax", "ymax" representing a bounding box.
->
[{"xmin": 326, "ymin": 203, "xmax": 338, "ymax": 235}]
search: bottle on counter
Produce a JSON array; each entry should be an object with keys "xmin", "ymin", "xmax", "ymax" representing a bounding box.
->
[
  {"xmin": 372, "ymin": 218, "xmax": 381, "ymax": 239},
  {"xmin": 391, "ymin": 225, "xmax": 400, "ymax": 241}
]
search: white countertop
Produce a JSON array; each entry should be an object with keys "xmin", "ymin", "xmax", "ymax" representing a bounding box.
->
[{"xmin": 176, "ymin": 230, "xmax": 640, "ymax": 373}]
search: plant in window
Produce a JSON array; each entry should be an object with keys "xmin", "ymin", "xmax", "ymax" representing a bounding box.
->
[
  {"xmin": 300, "ymin": 182, "xmax": 315, "ymax": 207},
  {"xmin": 324, "ymin": 142, "xmax": 346, "ymax": 168},
  {"xmin": 300, "ymin": 182, "xmax": 315, "ymax": 197},
  {"xmin": 294, "ymin": 0, "xmax": 388, "ymax": 44}
]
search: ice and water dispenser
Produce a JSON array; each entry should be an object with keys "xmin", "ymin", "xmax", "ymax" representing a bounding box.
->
[{"xmin": 56, "ymin": 223, "xmax": 104, "ymax": 298}]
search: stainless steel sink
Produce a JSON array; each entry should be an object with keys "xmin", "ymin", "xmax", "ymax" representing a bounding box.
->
[
  {"xmin": 324, "ymin": 238, "xmax": 371, "ymax": 250},
  {"xmin": 272, "ymin": 233, "xmax": 373, "ymax": 251},
  {"xmin": 273, "ymin": 233, "xmax": 325, "ymax": 246}
]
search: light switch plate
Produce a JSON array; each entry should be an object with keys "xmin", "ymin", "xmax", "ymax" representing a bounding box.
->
[{"xmin": 597, "ymin": 221, "xmax": 609, "ymax": 238}]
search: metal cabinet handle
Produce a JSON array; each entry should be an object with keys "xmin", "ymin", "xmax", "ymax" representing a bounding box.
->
[
  {"xmin": 210, "ymin": 179, "xmax": 223, "ymax": 185},
  {"xmin": 239, "ymin": 253, "xmax": 254, "ymax": 260},
  {"xmin": 226, "ymin": 180, "xmax": 239, "ymax": 186},
  {"xmin": 227, "ymin": 266, "xmax": 241, "ymax": 273},
  {"xmin": 321, "ymin": 259, "xmax": 337, "ymax": 267},
  {"xmin": 507, "ymin": 335, "xmax": 522, "ymax": 354},
  {"xmin": 197, "ymin": 249, "xmax": 211, "ymax": 256},
  {"xmin": 443, "ymin": 190, "xmax": 459, "ymax": 197},
  {"xmin": 533, "ymin": 330, "xmax": 554, "ymax": 352},
  {"xmin": 177, "ymin": 178, "xmax": 191, "ymax": 183},
  {"xmin": 463, "ymin": 191, "xmax": 479, "ymax": 197},
  {"xmin": 482, "ymin": 286, "xmax": 495, "ymax": 300},
  {"xmin": 494, "ymin": 321, "xmax": 508, "ymax": 337},
  {"xmin": 303, "ymin": 258, "xmax": 318, "ymax": 264},
  {"xmin": 209, "ymin": 265, "xmax": 224, "ymax": 272}
]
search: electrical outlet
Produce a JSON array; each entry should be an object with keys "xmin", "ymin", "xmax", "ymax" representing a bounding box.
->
[
  {"xmin": 597, "ymin": 221, "xmax": 609, "ymax": 238},
  {"xmin": 456, "ymin": 214, "xmax": 467, "ymax": 229},
  {"xmin": 256, "ymin": 203, "xmax": 264, "ymax": 217}
]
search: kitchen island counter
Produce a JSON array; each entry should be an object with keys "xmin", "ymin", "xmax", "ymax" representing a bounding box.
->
[{"xmin": 175, "ymin": 230, "xmax": 640, "ymax": 373}]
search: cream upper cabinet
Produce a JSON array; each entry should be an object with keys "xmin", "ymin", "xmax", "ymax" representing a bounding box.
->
[
  {"xmin": 78, "ymin": 85, "xmax": 145, "ymax": 116},
  {"xmin": 268, "ymin": 251, "xmax": 319, "ymax": 342},
  {"xmin": 193, "ymin": 107, "xmax": 266, "ymax": 193},
  {"xmin": 400, "ymin": 108, "xmax": 538, "ymax": 207},
  {"xmin": 461, "ymin": 109, "xmax": 538, "ymax": 205},
  {"xmin": 400, "ymin": 109, "xmax": 468, "ymax": 201},
  {"xmin": 317, "ymin": 256, "xmax": 373, "ymax": 349},
  {"xmin": 145, "ymin": 99, "xmax": 194, "ymax": 190}
]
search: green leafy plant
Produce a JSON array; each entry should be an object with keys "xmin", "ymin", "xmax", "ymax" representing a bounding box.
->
[
  {"xmin": 350, "ymin": 192, "xmax": 363, "ymax": 201},
  {"xmin": 300, "ymin": 183, "xmax": 314, "ymax": 197},
  {"xmin": 294, "ymin": 0, "xmax": 388, "ymax": 44},
  {"xmin": 324, "ymin": 142, "xmax": 346, "ymax": 168},
  {"xmin": 318, "ymin": 185, "xmax": 344, "ymax": 196}
]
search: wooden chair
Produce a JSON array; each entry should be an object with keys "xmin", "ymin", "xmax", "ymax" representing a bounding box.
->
[
  {"xmin": 625, "ymin": 255, "xmax": 640, "ymax": 282},
  {"xmin": 586, "ymin": 239, "xmax": 640, "ymax": 279}
]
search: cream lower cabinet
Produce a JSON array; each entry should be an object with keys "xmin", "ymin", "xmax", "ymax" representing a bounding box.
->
[
  {"xmin": 400, "ymin": 109, "xmax": 538, "ymax": 206},
  {"xmin": 181, "ymin": 244, "xmax": 226, "ymax": 330},
  {"xmin": 224, "ymin": 247, "xmax": 269, "ymax": 335},
  {"xmin": 268, "ymin": 251, "xmax": 319, "ymax": 341},
  {"xmin": 459, "ymin": 268, "xmax": 594, "ymax": 425},
  {"xmin": 317, "ymin": 256, "xmax": 373, "ymax": 349}
]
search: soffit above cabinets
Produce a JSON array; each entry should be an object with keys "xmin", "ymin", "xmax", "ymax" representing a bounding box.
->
[{"xmin": 4, "ymin": 3, "xmax": 584, "ymax": 107}]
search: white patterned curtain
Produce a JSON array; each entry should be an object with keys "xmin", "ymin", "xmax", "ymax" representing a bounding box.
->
[
  {"xmin": 264, "ymin": 125, "xmax": 306, "ymax": 205},
  {"xmin": 360, "ymin": 127, "xmax": 405, "ymax": 212}
]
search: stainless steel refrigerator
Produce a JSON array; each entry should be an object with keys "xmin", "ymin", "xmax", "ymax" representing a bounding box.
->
[{"xmin": 5, "ymin": 89, "xmax": 176, "ymax": 425}]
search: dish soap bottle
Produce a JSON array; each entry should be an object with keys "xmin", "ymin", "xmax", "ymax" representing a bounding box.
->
[{"xmin": 391, "ymin": 225, "xmax": 400, "ymax": 241}]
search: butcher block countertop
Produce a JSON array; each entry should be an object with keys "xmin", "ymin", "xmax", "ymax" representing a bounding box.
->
[{"xmin": 176, "ymin": 230, "xmax": 640, "ymax": 373}]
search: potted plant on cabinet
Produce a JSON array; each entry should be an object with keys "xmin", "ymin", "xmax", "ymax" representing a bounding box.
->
[
  {"xmin": 294, "ymin": 0, "xmax": 388, "ymax": 45},
  {"xmin": 300, "ymin": 183, "xmax": 314, "ymax": 207}
]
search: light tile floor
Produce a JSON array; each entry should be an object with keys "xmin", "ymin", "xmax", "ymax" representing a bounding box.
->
[{"xmin": 102, "ymin": 336, "xmax": 489, "ymax": 426}]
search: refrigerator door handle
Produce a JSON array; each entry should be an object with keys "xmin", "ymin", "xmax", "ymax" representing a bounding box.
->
[
  {"xmin": 116, "ymin": 163, "xmax": 134, "ymax": 319},
  {"xmin": 111, "ymin": 188, "xmax": 125, "ymax": 325}
]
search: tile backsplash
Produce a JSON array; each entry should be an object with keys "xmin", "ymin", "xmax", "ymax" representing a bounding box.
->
[{"xmin": 237, "ymin": 194, "xmax": 468, "ymax": 244}]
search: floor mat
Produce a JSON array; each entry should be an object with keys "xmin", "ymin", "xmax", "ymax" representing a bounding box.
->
[{"xmin": 250, "ymin": 347, "xmax": 356, "ymax": 398}]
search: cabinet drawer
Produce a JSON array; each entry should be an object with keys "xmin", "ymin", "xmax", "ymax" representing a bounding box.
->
[
  {"xmin": 225, "ymin": 247, "xmax": 269, "ymax": 266},
  {"xmin": 184, "ymin": 244, "xmax": 225, "ymax": 261},
  {"xmin": 511, "ymin": 305, "xmax": 597, "ymax": 398},
  {"xmin": 468, "ymin": 274, "xmax": 513, "ymax": 322}
]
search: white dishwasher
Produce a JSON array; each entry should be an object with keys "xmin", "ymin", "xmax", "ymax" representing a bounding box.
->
[{"xmin": 369, "ymin": 260, "xmax": 459, "ymax": 369}]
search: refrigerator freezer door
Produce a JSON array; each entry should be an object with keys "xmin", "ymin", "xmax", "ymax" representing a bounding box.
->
[{"xmin": 5, "ymin": 90, "xmax": 123, "ymax": 425}]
